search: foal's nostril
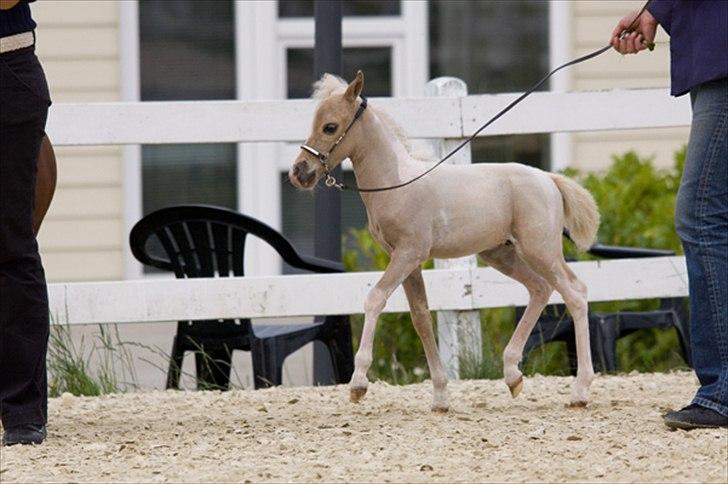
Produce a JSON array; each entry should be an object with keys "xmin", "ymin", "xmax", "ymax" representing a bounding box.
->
[
  {"xmin": 292, "ymin": 164, "xmax": 300, "ymax": 176},
  {"xmin": 300, "ymin": 169, "xmax": 315, "ymax": 184}
]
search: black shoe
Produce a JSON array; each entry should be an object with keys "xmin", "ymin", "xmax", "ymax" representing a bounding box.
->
[
  {"xmin": 663, "ymin": 403, "xmax": 728, "ymax": 430},
  {"xmin": 2, "ymin": 424, "xmax": 47, "ymax": 446}
]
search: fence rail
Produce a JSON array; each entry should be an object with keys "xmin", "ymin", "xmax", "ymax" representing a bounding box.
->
[
  {"xmin": 48, "ymin": 256, "xmax": 687, "ymax": 326},
  {"xmin": 46, "ymin": 88, "xmax": 690, "ymax": 146}
]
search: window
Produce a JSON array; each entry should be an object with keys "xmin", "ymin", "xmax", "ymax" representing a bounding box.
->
[
  {"xmin": 286, "ymin": 47, "xmax": 392, "ymax": 99},
  {"xmin": 139, "ymin": 0, "xmax": 237, "ymax": 216},
  {"xmin": 429, "ymin": 0, "xmax": 550, "ymax": 168}
]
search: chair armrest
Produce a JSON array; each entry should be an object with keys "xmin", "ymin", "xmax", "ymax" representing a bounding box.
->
[
  {"xmin": 587, "ymin": 243, "xmax": 675, "ymax": 259},
  {"xmin": 296, "ymin": 254, "xmax": 345, "ymax": 273}
]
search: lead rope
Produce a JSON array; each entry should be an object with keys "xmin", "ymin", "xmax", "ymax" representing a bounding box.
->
[{"xmin": 328, "ymin": 0, "xmax": 652, "ymax": 193}]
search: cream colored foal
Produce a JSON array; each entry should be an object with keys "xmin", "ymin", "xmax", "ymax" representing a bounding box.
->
[{"xmin": 289, "ymin": 71, "xmax": 600, "ymax": 412}]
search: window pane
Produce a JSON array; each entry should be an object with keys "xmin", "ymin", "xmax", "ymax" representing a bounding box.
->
[
  {"xmin": 142, "ymin": 144, "xmax": 237, "ymax": 214},
  {"xmin": 429, "ymin": 0, "xmax": 550, "ymax": 169},
  {"xmin": 283, "ymin": 46, "xmax": 392, "ymax": 272},
  {"xmin": 279, "ymin": 0, "xmax": 400, "ymax": 18},
  {"xmin": 287, "ymin": 47, "xmax": 392, "ymax": 99},
  {"xmin": 139, "ymin": 0, "xmax": 235, "ymax": 100}
]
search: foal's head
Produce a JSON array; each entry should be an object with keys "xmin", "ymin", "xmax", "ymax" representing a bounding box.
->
[{"xmin": 289, "ymin": 70, "xmax": 365, "ymax": 189}]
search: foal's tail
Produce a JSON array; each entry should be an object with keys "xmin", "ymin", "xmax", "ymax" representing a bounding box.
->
[{"xmin": 550, "ymin": 174, "xmax": 600, "ymax": 251}]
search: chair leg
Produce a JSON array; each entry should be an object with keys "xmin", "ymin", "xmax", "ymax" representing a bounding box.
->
[
  {"xmin": 327, "ymin": 316, "xmax": 354, "ymax": 384},
  {"xmin": 166, "ymin": 336, "xmax": 184, "ymax": 390},
  {"xmin": 565, "ymin": 336, "xmax": 578, "ymax": 376},
  {"xmin": 195, "ymin": 346, "xmax": 234, "ymax": 391},
  {"xmin": 590, "ymin": 314, "xmax": 617, "ymax": 373},
  {"xmin": 250, "ymin": 338, "xmax": 283, "ymax": 389},
  {"xmin": 670, "ymin": 298, "xmax": 692, "ymax": 367}
]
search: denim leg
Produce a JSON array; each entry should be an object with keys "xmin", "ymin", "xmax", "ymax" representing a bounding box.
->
[{"xmin": 675, "ymin": 78, "xmax": 728, "ymax": 417}]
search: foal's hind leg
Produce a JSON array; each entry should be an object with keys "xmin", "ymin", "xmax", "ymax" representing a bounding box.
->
[
  {"xmin": 402, "ymin": 267, "xmax": 449, "ymax": 412},
  {"xmin": 480, "ymin": 245, "xmax": 553, "ymax": 398},
  {"xmin": 350, "ymin": 250, "xmax": 424, "ymax": 403},
  {"xmin": 516, "ymin": 248, "xmax": 594, "ymax": 406}
]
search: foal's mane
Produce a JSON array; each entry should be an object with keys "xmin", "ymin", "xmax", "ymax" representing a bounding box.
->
[{"xmin": 313, "ymin": 74, "xmax": 430, "ymax": 160}]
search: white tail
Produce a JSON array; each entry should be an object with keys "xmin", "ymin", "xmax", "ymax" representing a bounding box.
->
[{"xmin": 550, "ymin": 174, "xmax": 600, "ymax": 251}]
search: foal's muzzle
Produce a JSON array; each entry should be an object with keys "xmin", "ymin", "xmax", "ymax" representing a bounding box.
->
[{"xmin": 290, "ymin": 160, "xmax": 318, "ymax": 188}]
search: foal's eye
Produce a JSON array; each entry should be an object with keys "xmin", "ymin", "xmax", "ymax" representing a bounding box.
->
[{"xmin": 323, "ymin": 123, "xmax": 338, "ymax": 134}]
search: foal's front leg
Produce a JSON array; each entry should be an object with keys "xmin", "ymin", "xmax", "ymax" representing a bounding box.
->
[
  {"xmin": 402, "ymin": 268, "xmax": 449, "ymax": 412},
  {"xmin": 350, "ymin": 251, "xmax": 423, "ymax": 403}
]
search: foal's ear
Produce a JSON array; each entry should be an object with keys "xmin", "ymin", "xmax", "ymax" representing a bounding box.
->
[{"xmin": 344, "ymin": 70, "xmax": 364, "ymax": 103}]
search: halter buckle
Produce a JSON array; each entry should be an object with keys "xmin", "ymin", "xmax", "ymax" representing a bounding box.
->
[{"xmin": 325, "ymin": 174, "xmax": 342, "ymax": 190}]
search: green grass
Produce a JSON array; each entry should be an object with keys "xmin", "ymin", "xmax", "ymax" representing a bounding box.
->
[{"xmin": 47, "ymin": 323, "xmax": 138, "ymax": 397}]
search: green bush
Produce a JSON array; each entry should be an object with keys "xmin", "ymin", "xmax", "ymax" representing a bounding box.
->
[
  {"xmin": 343, "ymin": 148, "xmax": 689, "ymax": 383},
  {"xmin": 48, "ymin": 324, "xmax": 138, "ymax": 397}
]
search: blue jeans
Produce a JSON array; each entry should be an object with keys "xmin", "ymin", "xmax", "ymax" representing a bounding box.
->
[{"xmin": 675, "ymin": 78, "xmax": 728, "ymax": 417}]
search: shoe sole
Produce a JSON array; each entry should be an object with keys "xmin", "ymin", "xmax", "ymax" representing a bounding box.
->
[{"xmin": 664, "ymin": 418, "xmax": 725, "ymax": 430}]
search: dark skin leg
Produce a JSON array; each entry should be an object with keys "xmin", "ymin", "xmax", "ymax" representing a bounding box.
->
[{"xmin": 33, "ymin": 134, "xmax": 56, "ymax": 236}]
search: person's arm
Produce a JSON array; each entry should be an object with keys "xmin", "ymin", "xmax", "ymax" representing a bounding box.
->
[
  {"xmin": 610, "ymin": 8, "xmax": 659, "ymax": 55},
  {"xmin": 645, "ymin": 0, "xmax": 673, "ymax": 28},
  {"xmin": 0, "ymin": 0, "xmax": 21, "ymax": 10}
]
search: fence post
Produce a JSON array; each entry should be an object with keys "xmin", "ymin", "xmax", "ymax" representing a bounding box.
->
[{"xmin": 425, "ymin": 77, "xmax": 482, "ymax": 379}]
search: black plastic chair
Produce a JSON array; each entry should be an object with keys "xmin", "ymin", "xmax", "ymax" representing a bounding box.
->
[
  {"xmin": 129, "ymin": 204, "xmax": 354, "ymax": 390},
  {"xmin": 518, "ymin": 241, "xmax": 691, "ymax": 374}
]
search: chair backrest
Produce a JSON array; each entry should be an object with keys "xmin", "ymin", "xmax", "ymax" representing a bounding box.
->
[{"xmin": 129, "ymin": 204, "xmax": 327, "ymax": 278}]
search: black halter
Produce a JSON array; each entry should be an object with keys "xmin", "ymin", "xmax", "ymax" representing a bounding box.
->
[{"xmin": 300, "ymin": 96, "xmax": 368, "ymax": 189}]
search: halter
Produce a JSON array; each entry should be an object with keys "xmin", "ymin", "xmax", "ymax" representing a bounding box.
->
[{"xmin": 300, "ymin": 96, "xmax": 368, "ymax": 189}]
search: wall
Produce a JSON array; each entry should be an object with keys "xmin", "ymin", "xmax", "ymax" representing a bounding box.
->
[
  {"xmin": 33, "ymin": 0, "xmax": 124, "ymax": 281},
  {"xmin": 568, "ymin": 0, "xmax": 688, "ymax": 171}
]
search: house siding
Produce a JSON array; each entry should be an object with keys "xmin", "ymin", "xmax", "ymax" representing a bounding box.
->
[
  {"xmin": 568, "ymin": 0, "xmax": 689, "ymax": 171},
  {"xmin": 33, "ymin": 1, "xmax": 124, "ymax": 282}
]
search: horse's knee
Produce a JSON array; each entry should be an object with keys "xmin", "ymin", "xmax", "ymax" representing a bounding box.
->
[
  {"xmin": 529, "ymin": 280, "xmax": 552, "ymax": 304},
  {"xmin": 564, "ymin": 291, "xmax": 587, "ymax": 318},
  {"xmin": 364, "ymin": 288, "xmax": 386, "ymax": 315}
]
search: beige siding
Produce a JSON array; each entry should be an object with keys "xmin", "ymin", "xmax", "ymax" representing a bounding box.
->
[
  {"xmin": 32, "ymin": 2, "xmax": 123, "ymax": 282},
  {"xmin": 568, "ymin": 0, "xmax": 689, "ymax": 170}
]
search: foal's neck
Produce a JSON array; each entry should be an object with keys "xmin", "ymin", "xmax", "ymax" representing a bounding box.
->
[{"xmin": 348, "ymin": 110, "xmax": 413, "ymax": 192}]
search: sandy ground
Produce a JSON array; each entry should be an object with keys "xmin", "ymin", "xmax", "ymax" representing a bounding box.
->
[{"xmin": 1, "ymin": 371, "xmax": 726, "ymax": 483}]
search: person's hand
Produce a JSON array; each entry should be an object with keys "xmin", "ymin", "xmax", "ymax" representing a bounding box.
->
[{"xmin": 610, "ymin": 9, "xmax": 658, "ymax": 54}]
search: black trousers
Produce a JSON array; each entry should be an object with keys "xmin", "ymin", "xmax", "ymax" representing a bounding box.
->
[{"xmin": 0, "ymin": 45, "xmax": 51, "ymax": 428}]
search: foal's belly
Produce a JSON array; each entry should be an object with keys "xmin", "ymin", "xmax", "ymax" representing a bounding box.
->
[{"xmin": 428, "ymin": 201, "xmax": 512, "ymax": 259}]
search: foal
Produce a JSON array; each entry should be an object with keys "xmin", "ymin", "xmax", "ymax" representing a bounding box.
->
[{"xmin": 289, "ymin": 71, "xmax": 600, "ymax": 412}]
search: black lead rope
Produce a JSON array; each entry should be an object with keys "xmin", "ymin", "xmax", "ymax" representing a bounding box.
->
[{"xmin": 321, "ymin": 0, "xmax": 652, "ymax": 193}]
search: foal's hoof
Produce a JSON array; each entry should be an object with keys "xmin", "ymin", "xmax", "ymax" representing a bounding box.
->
[
  {"xmin": 567, "ymin": 400, "xmax": 588, "ymax": 409},
  {"xmin": 350, "ymin": 387, "xmax": 368, "ymax": 403},
  {"xmin": 431, "ymin": 405, "xmax": 449, "ymax": 414},
  {"xmin": 507, "ymin": 376, "xmax": 524, "ymax": 398}
]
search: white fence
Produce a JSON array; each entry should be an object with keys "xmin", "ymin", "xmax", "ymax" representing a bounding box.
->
[
  {"xmin": 46, "ymin": 88, "xmax": 689, "ymax": 145},
  {"xmin": 45, "ymin": 83, "xmax": 691, "ymax": 377}
]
